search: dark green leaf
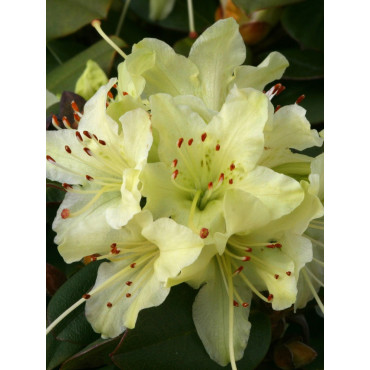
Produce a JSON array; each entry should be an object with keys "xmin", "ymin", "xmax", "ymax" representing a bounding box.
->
[
  {"xmin": 279, "ymin": 49, "xmax": 323, "ymax": 80},
  {"xmin": 130, "ymin": 0, "xmax": 216, "ymax": 32},
  {"xmin": 271, "ymin": 79, "xmax": 324, "ymax": 124},
  {"xmin": 61, "ymin": 336, "xmax": 123, "ymax": 370},
  {"xmin": 281, "ymin": 0, "xmax": 324, "ymax": 50},
  {"xmin": 46, "ymin": 0, "xmax": 113, "ymax": 41},
  {"xmin": 47, "ymin": 261, "xmax": 103, "ymax": 345},
  {"xmin": 173, "ymin": 37, "xmax": 195, "ymax": 56},
  {"xmin": 233, "ymin": 0, "xmax": 302, "ymax": 14},
  {"xmin": 46, "ymin": 181, "xmax": 66, "ymax": 204},
  {"xmin": 47, "ymin": 332, "xmax": 82, "ymax": 370},
  {"xmin": 111, "ymin": 284, "xmax": 271, "ymax": 369},
  {"xmin": 46, "ymin": 37, "xmax": 126, "ymax": 95}
]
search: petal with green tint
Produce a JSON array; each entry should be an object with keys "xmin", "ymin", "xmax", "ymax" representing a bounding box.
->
[
  {"xmin": 75, "ymin": 60, "xmax": 108, "ymax": 101},
  {"xmin": 149, "ymin": 0, "xmax": 176, "ymax": 20},
  {"xmin": 142, "ymin": 218, "xmax": 204, "ymax": 282},
  {"xmin": 189, "ymin": 18, "xmax": 246, "ymax": 110},
  {"xmin": 126, "ymin": 38, "xmax": 199, "ymax": 98},
  {"xmin": 234, "ymin": 51, "xmax": 289, "ymax": 91},
  {"xmin": 192, "ymin": 258, "xmax": 252, "ymax": 366},
  {"xmin": 235, "ymin": 166, "xmax": 304, "ymax": 220}
]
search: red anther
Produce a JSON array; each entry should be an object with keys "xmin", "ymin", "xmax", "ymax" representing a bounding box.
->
[
  {"xmin": 242, "ymin": 302, "xmax": 249, "ymax": 308},
  {"xmin": 286, "ymin": 271, "xmax": 292, "ymax": 276},
  {"xmin": 97, "ymin": 139, "xmax": 106, "ymax": 146},
  {"xmin": 83, "ymin": 131, "xmax": 92, "ymax": 139},
  {"xmin": 172, "ymin": 169, "xmax": 179, "ymax": 179},
  {"xmin": 73, "ymin": 113, "xmax": 81, "ymax": 122},
  {"xmin": 107, "ymin": 302, "xmax": 113, "ymax": 308},
  {"xmin": 218, "ymin": 173, "xmax": 224, "ymax": 183},
  {"xmin": 188, "ymin": 138, "xmax": 193, "ymax": 146},
  {"xmin": 274, "ymin": 274, "xmax": 279, "ymax": 280},
  {"xmin": 126, "ymin": 281, "xmax": 132, "ymax": 286},
  {"xmin": 201, "ymin": 133, "xmax": 207, "ymax": 142},
  {"xmin": 91, "ymin": 256, "xmax": 97, "ymax": 262},
  {"xmin": 107, "ymin": 91, "xmax": 114, "ymax": 99},
  {"xmin": 215, "ymin": 144, "xmax": 220, "ymax": 151},
  {"xmin": 126, "ymin": 293, "xmax": 132, "ymax": 298},
  {"xmin": 86, "ymin": 175, "xmax": 94, "ymax": 181},
  {"xmin": 177, "ymin": 138, "xmax": 184, "ymax": 148},
  {"xmin": 62, "ymin": 116, "xmax": 72, "ymax": 128},
  {"xmin": 267, "ymin": 294, "xmax": 274, "ymax": 302},
  {"xmin": 189, "ymin": 31, "xmax": 198, "ymax": 39},
  {"xmin": 65, "ymin": 145, "xmax": 72, "ymax": 154},
  {"xmin": 71, "ymin": 100, "xmax": 79, "ymax": 112},
  {"xmin": 275, "ymin": 243, "xmax": 282, "ymax": 248},
  {"xmin": 273, "ymin": 83, "xmax": 282, "ymax": 92},
  {"xmin": 275, "ymin": 105, "xmax": 281, "ymax": 113},
  {"xmin": 230, "ymin": 163, "xmax": 235, "ymax": 171},
  {"xmin": 83, "ymin": 147, "xmax": 92, "ymax": 156},
  {"xmin": 76, "ymin": 131, "xmax": 83, "ymax": 142},
  {"xmin": 243, "ymin": 256, "xmax": 251, "ymax": 262},
  {"xmin": 208, "ymin": 182, "xmax": 213, "ymax": 190},
  {"xmin": 233, "ymin": 300, "xmax": 239, "ymax": 307},
  {"xmin": 199, "ymin": 228, "xmax": 209, "ymax": 239},
  {"xmin": 275, "ymin": 85, "xmax": 286, "ymax": 96},
  {"xmin": 112, "ymin": 83, "xmax": 117, "ymax": 89},
  {"xmin": 229, "ymin": 179, "xmax": 233, "ymax": 185},
  {"xmin": 245, "ymin": 247, "xmax": 252, "ymax": 252},
  {"xmin": 46, "ymin": 155, "xmax": 56, "ymax": 163},
  {"xmin": 52, "ymin": 114, "xmax": 60, "ymax": 127},
  {"xmin": 106, "ymin": 102, "xmax": 109, "ymax": 108},
  {"xmin": 123, "ymin": 91, "xmax": 128, "ymax": 96},
  {"xmin": 130, "ymin": 263, "xmax": 136, "ymax": 268},
  {"xmin": 61, "ymin": 209, "xmax": 70, "ymax": 219},
  {"xmin": 83, "ymin": 253, "xmax": 100, "ymax": 265},
  {"xmin": 62, "ymin": 183, "xmax": 73, "ymax": 190},
  {"xmin": 92, "ymin": 134, "xmax": 98, "ymax": 141},
  {"xmin": 172, "ymin": 159, "xmax": 178, "ymax": 168},
  {"xmin": 110, "ymin": 243, "xmax": 117, "ymax": 249},
  {"xmin": 296, "ymin": 94, "xmax": 305, "ymax": 104},
  {"xmin": 82, "ymin": 294, "xmax": 91, "ymax": 299},
  {"xmin": 266, "ymin": 244, "xmax": 276, "ymax": 248},
  {"xmin": 234, "ymin": 266, "xmax": 244, "ymax": 274}
]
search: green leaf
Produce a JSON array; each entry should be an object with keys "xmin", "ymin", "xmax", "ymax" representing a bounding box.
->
[
  {"xmin": 47, "ymin": 261, "xmax": 103, "ymax": 345},
  {"xmin": 46, "ymin": 0, "xmax": 113, "ymax": 41},
  {"xmin": 130, "ymin": 0, "xmax": 216, "ymax": 32},
  {"xmin": 233, "ymin": 0, "xmax": 303, "ymax": 13},
  {"xmin": 47, "ymin": 332, "xmax": 82, "ymax": 370},
  {"xmin": 61, "ymin": 336, "xmax": 122, "ymax": 370},
  {"xmin": 279, "ymin": 49, "xmax": 323, "ymax": 80},
  {"xmin": 281, "ymin": 0, "xmax": 324, "ymax": 50},
  {"xmin": 46, "ymin": 181, "xmax": 66, "ymax": 204},
  {"xmin": 271, "ymin": 79, "xmax": 324, "ymax": 124},
  {"xmin": 46, "ymin": 37, "xmax": 126, "ymax": 95},
  {"xmin": 173, "ymin": 37, "xmax": 195, "ymax": 57},
  {"xmin": 111, "ymin": 284, "xmax": 271, "ymax": 369}
]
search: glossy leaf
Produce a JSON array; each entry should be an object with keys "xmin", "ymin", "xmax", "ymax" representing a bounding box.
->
[
  {"xmin": 47, "ymin": 261, "xmax": 103, "ymax": 345},
  {"xmin": 281, "ymin": 0, "xmax": 324, "ymax": 50},
  {"xmin": 46, "ymin": 0, "xmax": 113, "ymax": 41},
  {"xmin": 278, "ymin": 49, "xmax": 323, "ymax": 80},
  {"xmin": 130, "ymin": 0, "xmax": 216, "ymax": 32},
  {"xmin": 111, "ymin": 284, "xmax": 271, "ymax": 369},
  {"xmin": 61, "ymin": 336, "xmax": 123, "ymax": 370},
  {"xmin": 233, "ymin": 0, "xmax": 302, "ymax": 13},
  {"xmin": 46, "ymin": 37, "xmax": 126, "ymax": 95},
  {"xmin": 173, "ymin": 37, "xmax": 195, "ymax": 56}
]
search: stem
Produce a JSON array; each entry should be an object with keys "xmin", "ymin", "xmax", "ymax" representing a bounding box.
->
[
  {"xmin": 187, "ymin": 0, "xmax": 196, "ymax": 34},
  {"xmin": 115, "ymin": 0, "xmax": 131, "ymax": 36}
]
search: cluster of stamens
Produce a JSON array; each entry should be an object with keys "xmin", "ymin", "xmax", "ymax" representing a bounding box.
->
[{"xmin": 264, "ymin": 83, "xmax": 306, "ymax": 113}]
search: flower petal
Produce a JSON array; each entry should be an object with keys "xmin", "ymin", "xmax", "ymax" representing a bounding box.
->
[
  {"xmin": 233, "ymin": 51, "xmax": 289, "ymax": 91},
  {"xmin": 149, "ymin": 0, "xmax": 176, "ymax": 20},
  {"xmin": 189, "ymin": 18, "xmax": 246, "ymax": 110},
  {"xmin": 192, "ymin": 258, "xmax": 252, "ymax": 366}
]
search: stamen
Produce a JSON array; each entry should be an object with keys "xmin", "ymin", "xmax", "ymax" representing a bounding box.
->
[
  {"xmin": 172, "ymin": 169, "xmax": 179, "ymax": 179},
  {"xmin": 86, "ymin": 175, "xmax": 94, "ymax": 181},
  {"xmin": 208, "ymin": 182, "xmax": 213, "ymax": 190},
  {"xmin": 83, "ymin": 147, "xmax": 93, "ymax": 156},
  {"xmin": 286, "ymin": 271, "xmax": 292, "ymax": 276},
  {"xmin": 73, "ymin": 113, "xmax": 81, "ymax": 122},
  {"xmin": 296, "ymin": 94, "xmax": 305, "ymax": 104},
  {"xmin": 83, "ymin": 131, "xmax": 92, "ymax": 139},
  {"xmin": 123, "ymin": 91, "xmax": 128, "ymax": 96},
  {"xmin": 171, "ymin": 159, "xmax": 178, "ymax": 168},
  {"xmin": 126, "ymin": 281, "xmax": 132, "ymax": 286},
  {"xmin": 233, "ymin": 266, "xmax": 244, "ymax": 275},
  {"xmin": 82, "ymin": 294, "xmax": 91, "ymax": 299},
  {"xmin": 91, "ymin": 20, "xmax": 128, "ymax": 59},
  {"xmin": 65, "ymin": 145, "xmax": 72, "ymax": 154},
  {"xmin": 61, "ymin": 209, "xmax": 70, "ymax": 219},
  {"xmin": 177, "ymin": 138, "xmax": 184, "ymax": 148},
  {"xmin": 62, "ymin": 116, "xmax": 72, "ymax": 129},
  {"xmin": 233, "ymin": 300, "xmax": 239, "ymax": 307},
  {"xmin": 107, "ymin": 91, "xmax": 114, "ymax": 100},
  {"xmin": 274, "ymin": 274, "xmax": 279, "ymax": 279},
  {"xmin": 107, "ymin": 302, "xmax": 113, "ymax": 308},
  {"xmin": 130, "ymin": 263, "xmax": 136, "ymax": 268},
  {"xmin": 76, "ymin": 131, "xmax": 83, "ymax": 142},
  {"xmin": 51, "ymin": 115, "xmax": 61, "ymax": 130},
  {"xmin": 230, "ymin": 163, "xmax": 235, "ymax": 171},
  {"xmin": 267, "ymin": 294, "xmax": 274, "ymax": 302},
  {"xmin": 201, "ymin": 132, "xmax": 207, "ymax": 142},
  {"xmin": 71, "ymin": 100, "xmax": 79, "ymax": 112},
  {"xmin": 275, "ymin": 105, "xmax": 281, "ymax": 112},
  {"xmin": 98, "ymin": 139, "xmax": 106, "ymax": 145},
  {"xmin": 62, "ymin": 183, "xmax": 73, "ymax": 190},
  {"xmin": 46, "ymin": 155, "xmax": 56, "ymax": 163},
  {"xmin": 302, "ymin": 268, "xmax": 324, "ymax": 313},
  {"xmin": 188, "ymin": 138, "xmax": 193, "ymax": 146},
  {"xmin": 242, "ymin": 302, "xmax": 249, "ymax": 308},
  {"xmin": 215, "ymin": 144, "xmax": 220, "ymax": 151},
  {"xmin": 218, "ymin": 173, "xmax": 224, "ymax": 183},
  {"xmin": 126, "ymin": 293, "xmax": 131, "ymax": 298},
  {"xmin": 229, "ymin": 179, "xmax": 233, "ymax": 184},
  {"xmin": 199, "ymin": 228, "xmax": 209, "ymax": 239}
]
